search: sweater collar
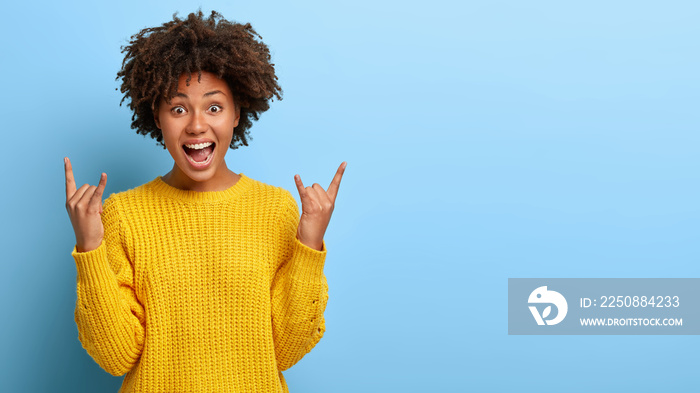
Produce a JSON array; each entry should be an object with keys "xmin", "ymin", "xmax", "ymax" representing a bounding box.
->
[{"xmin": 149, "ymin": 173, "xmax": 253, "ymax": 203}]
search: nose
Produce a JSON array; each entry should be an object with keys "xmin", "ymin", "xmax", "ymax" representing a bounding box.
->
[{"xmin": 186, "ymin": 110, "xmax": 208, "ymax": 135}]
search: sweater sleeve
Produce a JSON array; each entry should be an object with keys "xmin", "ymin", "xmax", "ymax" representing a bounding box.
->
[
  {"xmin": 72, "ymin": 196, "xmax": 145, "ymax": 376},
  {"xmin": 270, "ymin": 190, "xmax": 329, "ymax": 371}
]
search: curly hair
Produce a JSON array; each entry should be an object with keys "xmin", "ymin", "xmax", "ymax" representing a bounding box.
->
[{"xmin": 116, "ymin": 10, "xmax": 283, "ymax": 149}]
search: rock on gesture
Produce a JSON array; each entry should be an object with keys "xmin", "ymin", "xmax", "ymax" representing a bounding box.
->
[
  {"xmin": 64, "ymin": 157, "xmax": 107, "ymax": 253},
  {"xmin": 294, "ymin": 162, "xmax": 347, "ymax": 251}
]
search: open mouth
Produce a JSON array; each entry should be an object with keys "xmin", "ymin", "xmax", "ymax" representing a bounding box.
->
[{"xmin": 183, "ymin": 142, "xmax": 215, "ymax": 167}]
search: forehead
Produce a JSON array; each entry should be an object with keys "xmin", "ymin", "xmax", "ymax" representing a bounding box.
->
[{"xmin": 169, "ymin": 71, "xmax": 233, "ymax": 98}]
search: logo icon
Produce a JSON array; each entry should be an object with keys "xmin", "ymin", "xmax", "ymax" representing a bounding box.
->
[{"xmin": 528, "ymin": 286, "xmax": 568, "ymax": 325}]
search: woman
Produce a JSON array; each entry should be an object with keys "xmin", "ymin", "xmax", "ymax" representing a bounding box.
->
[{"xmin": 64, "ymin": 9, "xmax": 346, "ymax": 392}]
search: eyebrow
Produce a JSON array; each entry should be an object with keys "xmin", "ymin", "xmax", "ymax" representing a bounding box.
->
[{"xmin": 173, "ymin": 90, "xmax": 226, "ymax": 99}]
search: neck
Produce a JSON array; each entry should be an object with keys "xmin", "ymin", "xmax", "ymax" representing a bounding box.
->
[{"xmin": 162, "ymin": 162, "xmax": 240, "ymax": 192}]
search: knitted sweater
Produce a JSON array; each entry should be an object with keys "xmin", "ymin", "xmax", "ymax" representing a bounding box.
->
[{"xmin": 72, "ymin": 174, "xmax": 328, "ymax": 392}]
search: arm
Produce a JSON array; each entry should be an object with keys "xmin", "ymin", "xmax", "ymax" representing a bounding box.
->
[
  {"xmin": 270, "ymin": 191, "xmax": 329, "ymax": 371},
  {"xmin": 73, "ymin": 196, "xmax": 145, "ymax": 376}
]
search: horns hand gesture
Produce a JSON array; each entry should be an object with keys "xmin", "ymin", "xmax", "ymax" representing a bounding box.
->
[
  {"xmin": 294, "ymin": 162, "xmax": 347, "ymax": 251},
  {"xmin": 64, "ymin": 157, "xmax": 107, "ymax": 253}
]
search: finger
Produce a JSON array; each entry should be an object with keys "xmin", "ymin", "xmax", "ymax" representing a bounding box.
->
[
  {"xmin": 88, "ymin": 173, "xmax": 107, "ymax": 212},
  {"xmin": 78, "ymin": 185, "xmax": 98, "ymax": 208},
  {"xmin": 327, "ymin": 161, "xmax": 347, "ymax": 202},
  {"xmin": 304, "ymin": 185, "xmax": 324, "ymax": 211},
  {"xmin": 312, "ymin": 183, "xmax": 332, "ymax": 206},
  {"xmin": 65, "ymin": 157, "xmax": 77, "ymax": 201},
  {"xmin": 95, "ymin": 173, "xmax": 107, "ymax": 198},
  {"xmin": 69, "ymin": 184, "xmax": 92, "ymax": 208},
  {"xmin": 294, "ymin": 174, "xmax": 311, "ymax": 205}
]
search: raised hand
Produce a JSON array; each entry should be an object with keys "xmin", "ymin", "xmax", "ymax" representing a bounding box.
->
[
  {"xmin": 293, "ymin": 162, "xmax": 347, "ymax": 251},
  {"xmin": 64, "ymin": 157, "xmax": 108, "ymax": 252}
]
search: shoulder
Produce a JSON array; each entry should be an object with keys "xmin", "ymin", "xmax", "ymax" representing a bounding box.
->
[
  {"xmin": 103, "ymin": 179, "xmax": 157, "ymax": 207},
  {"xmin": 243, "ymin": 174, "xmax": 298, "ymax": 211},
  {"xmin": 242, "ymin": 175, "xmax": 299, "ymax": 231},
  {"xmin": 243, "ymin": 176, "xmax": 299, "ymax": 245},
  {"xmin": 102, "ymin": 178, "xmax": 160, "ymax": 218}
]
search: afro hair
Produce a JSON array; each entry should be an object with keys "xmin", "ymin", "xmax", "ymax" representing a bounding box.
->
[{"xmin": 116, "ymin": 10, "xmax": 283, "ymax": 149}]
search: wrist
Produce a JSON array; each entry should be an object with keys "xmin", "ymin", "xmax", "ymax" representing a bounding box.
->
[
  {"xmin": 76, "ymin": 239, "xmax": 101, "ymax": 253},
  {"xmin": 296, "ymin": 235, "xmax": 323, "ymax": 251}
]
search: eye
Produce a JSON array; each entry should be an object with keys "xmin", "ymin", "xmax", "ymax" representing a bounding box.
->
[
  {"xmin": 171, "ymin": 106, "xmax": 186, "ymax": 115},
  {"xmin": 209, "ymin": 104, "xmax": 222, "ymax": 113}
]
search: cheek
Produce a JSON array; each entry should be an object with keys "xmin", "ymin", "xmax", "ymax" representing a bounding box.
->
[
  {"xmin": 159, "ymin": 119, "xmax": 177, "ymax": 138},
  {"xmin": 160, "ymin": 123, "xmax": 181, "ymax": 151},
  {"xmin": 214, "ymin": 119, "xmax": 236, "ymax": 139}
]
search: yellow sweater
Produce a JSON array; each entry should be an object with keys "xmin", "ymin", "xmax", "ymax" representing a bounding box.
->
[{"xmin": 72, "ymin": 174, "xmax": 328, "ymax": 392}]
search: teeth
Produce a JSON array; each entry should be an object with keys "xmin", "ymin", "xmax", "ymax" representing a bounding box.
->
[{"xmin": 184, "ymin": 142, "xmax": 213, "ymax": 150}]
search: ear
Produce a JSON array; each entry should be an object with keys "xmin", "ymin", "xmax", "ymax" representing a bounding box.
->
[
  {"xmin": 153, "ymin": 110, "xmax": 161, "ymax": 129},
  {"xmin": 233, "ymin": 104, "xmax": 241, "ymax": 128}
]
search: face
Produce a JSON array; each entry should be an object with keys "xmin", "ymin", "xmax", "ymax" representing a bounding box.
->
[{"xmin": 154, "ymin": 71, "xmax": 240, "ymax": 190}]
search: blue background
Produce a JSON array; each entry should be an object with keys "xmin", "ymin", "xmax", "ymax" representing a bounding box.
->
[{"xmin": 1, "ymin": 0, "xmax": 698, "ymax": 391}]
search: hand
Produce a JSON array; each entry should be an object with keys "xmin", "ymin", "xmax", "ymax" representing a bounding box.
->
[
  {"xmin": 64, "ymin": 157, "xmax": 108, "ymax": 252},
  {"xmin": 294, "ymin": 162, "xmax": 347, "ymax": 251}
]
